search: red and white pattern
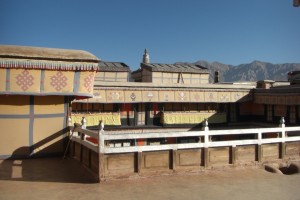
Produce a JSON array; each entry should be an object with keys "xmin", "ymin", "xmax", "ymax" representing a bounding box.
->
[
  {"xmin": 16, "ymin": 70, "xmax": 34, "ymax": 91},
  {"xmin": 84, "ymin": 73, "xmax": 94, "ymax": 92},
  {"xmin": 51, "ymin": 71, "xmax": 67, "ymax": 91}
]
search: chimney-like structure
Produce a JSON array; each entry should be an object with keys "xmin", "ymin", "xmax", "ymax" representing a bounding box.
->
[
  {"xmin": 256, "ymin": 80, "xmax": 275, "ymax": 89},
  {"xmin": 142, "ymin": 48, "xmax": 150, "ymax": 63},
  {"xmin": 214, "ymin": 71, "xmax": 219, "ymax": 83}
]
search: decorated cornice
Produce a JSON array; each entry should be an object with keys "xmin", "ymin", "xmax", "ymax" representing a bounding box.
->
[
  {"xmin": 74, "ymin": 87, "xmax": 252, "ymax": 103},
  {"xmin": 0, "ymin": 59, "xmax": 98, "ymax": 71}
]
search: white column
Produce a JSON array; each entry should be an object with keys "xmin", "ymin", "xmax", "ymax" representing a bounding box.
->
[
  {"xmin": 81, "ymin": 117, "xmax": 86, "ymax": 129},
  {"xmin": 68, "ymin": 116, "xmax": 72, "ymax": 127},
  {"xmin": 202, "ymin": 119, "xmax": 210, "ymax": 144},
  {"xmin": 279, "ymin": 117, "xmax": 285, "ymax": 128},
  {"xmin": 99, "ymin": 120, "xmax": 105, "ymax": 153},
  {"xmin": 202, "ymin": 119, "xmax": 210, "ymax": 147},
  {"xmin": 279, "ymin": 117, "xmax": 286, "ymax": 142}
]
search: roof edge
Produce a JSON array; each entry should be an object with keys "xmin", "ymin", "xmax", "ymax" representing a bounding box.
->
[{"xmin": 0, "ymin": 45, "xmax": 100, "ymax": 63}]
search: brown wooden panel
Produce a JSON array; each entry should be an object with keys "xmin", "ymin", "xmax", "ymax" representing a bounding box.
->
[
  {"xmin": 236, "ymin": 145, "xmax": 256, "ymax": 162},
  {"xmin": 143, "ymin": 151, "xmax": 169, "ymax": 169},
  {"xmin": 74, "ymin": 142, "xmax": 81, "ymax": 160},
  {"xmin": 90, "ymin": 151, "xmax": 99, "ymax": 173},
  {"xmin": 81, "ymin": 146, "xmax": 90, "ymax": 167},
  {"xmin": 262, "ymin": 144, "xmax": 279, "ymax": 160},
  {"xmin": 106, "ymin": 153, "xmax": 135, "ymax": 174},
  {"xmin": 177, "ymin": 149, "xmax": 201, "ymax": 166},
  {"xmin": 208, "ymin": 147, "xmax": 230, "ymax": 165},
  {"xmin": 285, "ymin": 142, "xmax": 300, "ymax": 157}
]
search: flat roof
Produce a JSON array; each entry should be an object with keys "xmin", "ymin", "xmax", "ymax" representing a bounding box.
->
[
  {"xmin": 139, "ymin": 63, "xmax": 209, "ymax": 74},
  {"xmin": 98, "ymin": 62, "xmax": 130, "ymax": 72},
  {"xmin": 0, "ymin": 45, "xmax": 100, "ymax": 62}
]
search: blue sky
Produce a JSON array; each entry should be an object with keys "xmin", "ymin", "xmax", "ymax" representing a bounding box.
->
[{"xmin": 0, "ymin": 0, "xmax": 299, "ymax": 70}]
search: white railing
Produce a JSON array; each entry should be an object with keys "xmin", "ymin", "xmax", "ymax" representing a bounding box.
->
[
  {"xmin": 68, "ymin": 116, "xmax": 300, "ymax": 154},
  {"xmin": 69, "ymin": 117, "xmax": 99, "ymax": 153}
]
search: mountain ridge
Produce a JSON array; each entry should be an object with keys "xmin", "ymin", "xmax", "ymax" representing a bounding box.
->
[{"xmin": 177, "ymin": 60, "xmax": 300, "ymax": 83}]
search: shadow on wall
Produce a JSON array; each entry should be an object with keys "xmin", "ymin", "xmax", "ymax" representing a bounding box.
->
[{"xmin": 0, "ymin": 127, "xmax": 97, "ymax": 183}]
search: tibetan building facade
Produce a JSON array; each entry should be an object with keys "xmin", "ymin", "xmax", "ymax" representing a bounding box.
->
[
  {"xmin": 254, "ymin": 81, "xmax": 300, "ymax": 125},
  {"xmin": 71, "ymin": 50, "xmax": 257, "ymax": 147},
  {"xmin": 70, "ymin": 49, "xmax": 300, "ymax": 150},
  {"xmin": 67, "ymin": 50, "xmax": 300, "ymax": 181},
  {"xmin": 0, "ymin": 45, "xmax": 99, "ymax": 159},
  {"xmin": 72, "ymin": 80, "xmax": 253, "ymax": 127},
  {"xmin": 1, "ymin": 45, "xmax": 300, "ymax": 162}
]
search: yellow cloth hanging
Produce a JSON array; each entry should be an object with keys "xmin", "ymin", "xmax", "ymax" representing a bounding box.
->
[
  {"xmin": 71, "ymin": 112, "xmax": 121, "ymax": 126},
  {"xmin": 161, "ymin": 112, "xmax": 226, "ymax": 124}
]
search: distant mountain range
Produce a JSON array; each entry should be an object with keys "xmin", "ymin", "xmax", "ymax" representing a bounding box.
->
[{"xmin": 179, "ymin": 60, "xmax": 300, "ymax": 83}]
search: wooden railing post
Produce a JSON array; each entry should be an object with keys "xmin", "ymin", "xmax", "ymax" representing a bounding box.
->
[
  {"xmin": 279, "ymin": 117, "xmax": 286, "ymax": 159},
  {"xmin": 98, "ymin": 120, "xmax": 105, "ymax": 153},
  {"xmin": 171, "ymin": 148, "xmax": 177, "ymax": 171},
  {"xmin": 279, "ymin": 117, "xmax": 285, "ymax": 128},
  {"xmin": 203, "ymin": 119, "xmax": 210, "ymax": 168},
  {"xmin": 231, "ymin": 145, "xmax": 237, "ymax": 165},
  {"xmin": 257, "ymin": 131, "xmax": 262, "ymax": 162},
  {"xmin": 68, "ymin": 116, "xmax": 72, "ymax": 127},
  {"xmin": 81, "ymin": 117, "xmax": 87, "ymax": 140},
  {"xmin": 280, "ymin": 142, "xmax": 286, "ymax": 159},
  {"xmin": 98, "ymin": 120, "xmax": 106, "ymax": 181},
  {"xmin": 67, "ymin": 116, "xmax": 72, "ymax": 137},
  {"xmin": 137, "ymin": 151, "xmax": 143, "ymax": 175},
  {"xmin": 81, "ymin": 117, "xmax": 87, "ymax": 129}
]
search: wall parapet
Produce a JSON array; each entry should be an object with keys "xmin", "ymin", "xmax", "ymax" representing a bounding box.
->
[{"xmin": 68, "ymin": 118, "xmax": 300, "ymax": 181}]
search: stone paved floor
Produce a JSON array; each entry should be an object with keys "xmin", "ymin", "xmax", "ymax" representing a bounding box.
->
[{"xmin": 1, "ymin": 157, "xmax": 300, "ymax": 200}]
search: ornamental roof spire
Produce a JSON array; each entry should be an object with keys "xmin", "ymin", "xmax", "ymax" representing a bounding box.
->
[{"xmin": 142, "ymin": 48, "xmax": 150, "ymax": 63}]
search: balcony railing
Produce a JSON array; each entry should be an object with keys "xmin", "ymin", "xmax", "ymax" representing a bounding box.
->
[{"xmin": 68, "ymin": 116, "xmax": 300, "ymax": 155}]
